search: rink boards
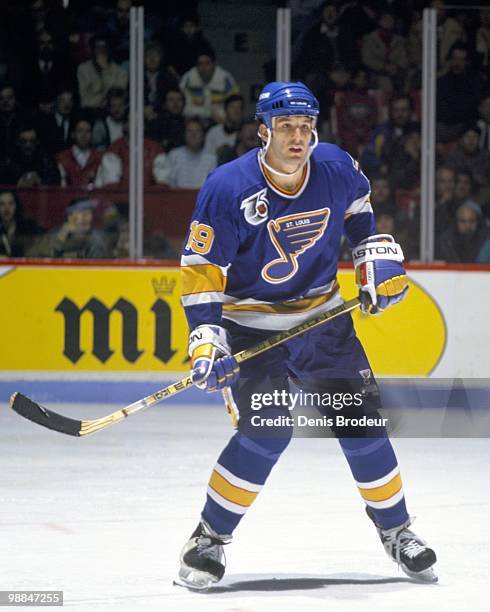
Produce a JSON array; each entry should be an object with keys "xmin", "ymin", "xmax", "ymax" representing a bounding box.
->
[{"xmin": 0, "ymin": 262, "xmax": 488, "ymax": 406}]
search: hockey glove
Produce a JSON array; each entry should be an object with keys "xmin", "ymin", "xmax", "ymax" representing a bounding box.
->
[
  {"xmin": 352, "ymin": 234, "xmax": 409, "ymax": 315},
  {"xmin": 188, "ymin": 324, "xmax": 240, "ymax": 392}
]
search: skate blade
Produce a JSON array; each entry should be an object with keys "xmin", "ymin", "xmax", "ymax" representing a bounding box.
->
[
  {"xmin": 402, "ymin": 565, "xmax": 438, "ymax": 583},
  {"xmin": 173, "ymin": 569, "xmax": 219, "ymax": 592}
]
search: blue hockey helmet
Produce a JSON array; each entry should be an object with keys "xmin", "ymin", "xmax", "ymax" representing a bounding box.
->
[{"xmin": 255, "ymin": 82, "xmax": 320, "ymax": 129}]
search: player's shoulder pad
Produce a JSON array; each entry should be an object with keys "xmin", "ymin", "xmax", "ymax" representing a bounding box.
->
[
  {"xmin": 313, "ymin": 142, "xmax": 360, "ymax": 171},
  {"xmin": 200, "ymin": 148, "xmax": 263, "ymax": 201}
]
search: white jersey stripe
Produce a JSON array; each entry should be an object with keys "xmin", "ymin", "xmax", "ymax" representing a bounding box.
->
[
  {"xmin": 222, "ymin": 291, "xmax": 343, "ymax": 330},
  {"xmin": 181, "ymin": 291, "xmax": 224, "ymax": 306},
  {"xmin": 180, "ymin": 254, "xmax": 230, "ymax": 276},
  {"xmin": 345, "ymin": 192, "xmax": 373, "ymax": 216}
]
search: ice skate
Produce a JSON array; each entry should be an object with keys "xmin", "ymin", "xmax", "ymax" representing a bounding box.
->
[
  {"xmin": 174, "ymin": 520, "xmax": 231, "ymax": 591},
  {"xmin": 367, "ymin": 508, "xmax": 438, "ymax": 583}
]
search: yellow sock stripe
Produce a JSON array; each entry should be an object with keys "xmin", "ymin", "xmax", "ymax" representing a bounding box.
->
[
  {"xmin": 358, "ymin": 473, "xmax": 402, "ymax": 503},
  {"xmin": 209, "ymin": 470, "xmax": 259, "ymax": 507},
  {"xmin": 181, "ymin": 264, "xmax": 226, "ymax": 295}
]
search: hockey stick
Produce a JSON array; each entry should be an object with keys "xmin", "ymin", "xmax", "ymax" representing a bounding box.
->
[{"xmin": 10, "ymin": 297, "xmax": 361, "ymax": 437}]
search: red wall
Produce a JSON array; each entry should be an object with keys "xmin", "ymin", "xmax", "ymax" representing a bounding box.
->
[{"xmin": 6, "ymin": 185, "xmax": 198, "ymax": 240}]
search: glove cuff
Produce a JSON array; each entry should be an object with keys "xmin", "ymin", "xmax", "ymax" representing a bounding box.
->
[
  {"xmin": 352, "ymin": 234, "xmax": 404, "ymax": 266},
  {"xmin": 188, "ymin": 324, "xmax": 231, "ymax": 358}
]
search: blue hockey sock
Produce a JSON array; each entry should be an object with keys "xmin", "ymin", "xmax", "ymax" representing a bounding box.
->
[
  {"xmin": 339, "ymin": 436, "xmax": 409, "ymax": 529},
  {"xmin": 202, "ymin": 409, "xmax": 292, "ymax": 535}
]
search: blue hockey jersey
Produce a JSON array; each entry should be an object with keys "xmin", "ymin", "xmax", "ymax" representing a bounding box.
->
[{"xmin": 181, "ymin": 143, "xmax": 375, "ymax": 331}]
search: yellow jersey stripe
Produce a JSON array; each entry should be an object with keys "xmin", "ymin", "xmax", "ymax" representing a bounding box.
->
[
  {"xmin": 223, "ymin": 282, "xmax": 339, "ymax": 315},
  {"xmin": 358, "ymin": 473, "xmax": 403, "ymax": 503},
  {"xmin": 181, "ymin": 264, "xmax": 226, "ymax": 296},
  {"xmin": 209, "ymin": 470, "xmax": 259, "ymax": 507}
]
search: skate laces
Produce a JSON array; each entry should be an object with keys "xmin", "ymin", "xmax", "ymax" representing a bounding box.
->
[
  {"xmin": 382, "ymin": 520, "xmax": 426, "ymax": 565},
  {"xmin": 195, "ymin": 522, "xmax": 231, "ymax": 562}
]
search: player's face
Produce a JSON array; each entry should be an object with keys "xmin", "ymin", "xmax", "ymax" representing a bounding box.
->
[{"xmin": 265, "ymin": 116, "xmax": 314, "ymax": 168}]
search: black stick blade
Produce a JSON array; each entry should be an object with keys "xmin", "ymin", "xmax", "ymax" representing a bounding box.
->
[{"xmin": 10, "ymin": 392, "xmax": 83, "ymax": 436}]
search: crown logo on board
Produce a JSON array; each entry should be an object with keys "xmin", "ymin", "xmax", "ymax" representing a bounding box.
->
[{"xmin": 151, "ymin": 276, "xmax": 176, "ymax": 296}]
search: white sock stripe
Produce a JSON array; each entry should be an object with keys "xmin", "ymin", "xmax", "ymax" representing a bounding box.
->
[
  {"xmin": 364, "ymin": 487, "xmax": 405, "ymax": 510},
  {"xmin": 207, "ymin": 486, "xmax": 248, "ymax": 515},
  {"xmin": 356, "ymin": 465, "xmax": 400, "ymax": 489},
  {"xmin": 214, "ymin": 462, "xmax": 263, "ymax": 493}
]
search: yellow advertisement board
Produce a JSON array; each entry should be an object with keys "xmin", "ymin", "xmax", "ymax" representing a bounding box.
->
[{"xmin": 0, "ymin": 265, "xmax": 445, "ymax": 375}]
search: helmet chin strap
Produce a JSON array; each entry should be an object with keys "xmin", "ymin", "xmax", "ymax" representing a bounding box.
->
[{"xmin": 258, "ymin": 126, "xmax": 319, "ymax": 178}]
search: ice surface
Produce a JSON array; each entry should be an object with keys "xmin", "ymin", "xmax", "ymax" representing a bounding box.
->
[{"xmin": 1, "ymin": 400, "xmax": 489, "ymax": 611}]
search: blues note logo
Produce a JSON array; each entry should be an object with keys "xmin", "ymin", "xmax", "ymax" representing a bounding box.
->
[{"xmin": 262, "ymin": 208, "xmax": 330, "ymax": 284}]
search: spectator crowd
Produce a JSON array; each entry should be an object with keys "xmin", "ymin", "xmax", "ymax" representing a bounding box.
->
[{"xmin": 0, "ymin": 0, "xmax": 488, "ymax": 263}]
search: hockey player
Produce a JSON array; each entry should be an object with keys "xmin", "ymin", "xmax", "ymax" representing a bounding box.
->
[{"xmin": 177, "ymin": 82, "xmax": 437, "ymax": 589}]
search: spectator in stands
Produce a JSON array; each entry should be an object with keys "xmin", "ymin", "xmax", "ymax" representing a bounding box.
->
[
  {"xmin": 445, "ymin": 125, "xmax": 490, "ymax": 193},
  {"xmin": 218, "ymin": 118, "xmax": 259, "ymax": 165},
  {"xmin": 313, "ymin": 62, "xmax": 352, "ymax": 128},
  {"xmin": 361, "ymin": 95, "xmax": 414, "ymax": 174},
  {"xmin": 453, "ymin": 170, "xmax": 476, "ymax": 209},
  {"xmin": 22, "ymin": 29, "xmax": 71, "ymax": 111},
  {"xmin": 56, "ymin": 118, "xmax": 102, "ymax": 188},
  {"xmin": 146, "ymin": 89, "xmax": 185, "ymax": 152},
  {"xmin": 0, "ymin": 85, "xmax": 29, "ymax": 160},
  {"xmin": 0, "ymin": 125, "xmax": 60, "ymax": 186},
  {"xmin": 336, "ymin": 0, "xmax": 378, "ymax": 63},
  {"xmin": 406, "ymin": 10, "xmax": 422, "ymax": 90},
  {"xmin": 92, "ymin": 88, "xmax": 126, "ymax": 149},
  {"xmin": 435, "ymin": 166, "xmax": 457, "ymax": 233},
  {"xmin": 95, "ymin": 119, "xmax": 167, "ymax": 187},
  {"xmin": 101, "ymin": 0, "xmax": 131, "ymax": 67},
  {"xmin": 144, "ymin": 233, "xmax": 178, "ymax": 259},
  {"xmin": 370, "ymin": 175, "xmax": 396, "ymax": 215},
  {"xmin": 37, "ymin": 88, "xmax": 76, "ymax": 155},
  {"xmin": 335, "ymin": 68, "xmax": 378, "ymax": 158},
  {"xmin": 361, "ymin": 10, "xmax": 408, "ymax": 92},
  {"xmin": 295, "ymin": 1, "xmax": 360, "ymax": 86},
  {"xmin": 77, "ymin": 35, "xmax": 128, "ymax": 112},
  {"xmin": 477, "ymin": 240, "xmax": 490, "ymax": 262},
  {"xmin": 160, "ymin": 117, "xmax": 216, "ymax": 188},
  {"xmin": 430, "ymin": 0, "xmax": 468, "ymax": 75},
  {"xmin": 164, "ymin": 15, "xmax": 212, "ymax": 77},
  {"xmin": 180, "ymin": 48, "xmax": 239, "ymax": 125},
  {"xmin": 14, "ymin": 0, "xmax": 67, "ymax": 68},
  {"xmin": 143, "ymin": 41, "xmax": 179, "ymax": 122},
  {"xmin": 437, "ymin": 43, "xmax": 487, "ymax": 142},
  {"xmin": 204, "ymin": 94, "xmax": 244, "ymax": 157},
  {"xmin": 113, "ymin": 218, "xmax": 129, "ymax": 258},
  {"xmin": 387, "ymin": 123, "xmax": 421, "ymax": 191},
  {"xmin": 28, "ymin": 196, "xmax": 108, "ymax": 258},
  {"xmin": 436, "ymin": 201, "xmax": 487, "ymax": 263},
  {"xmin": 476, "ymin": 96, "xmax": 490, "ymax": 152},
  {"xmin": 0, "ymin": 189, "xmax": 44, "ymax": 256},
  {"xmin": 476, "ymin": 9, "xmax": 490, "ymax": 78}
]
